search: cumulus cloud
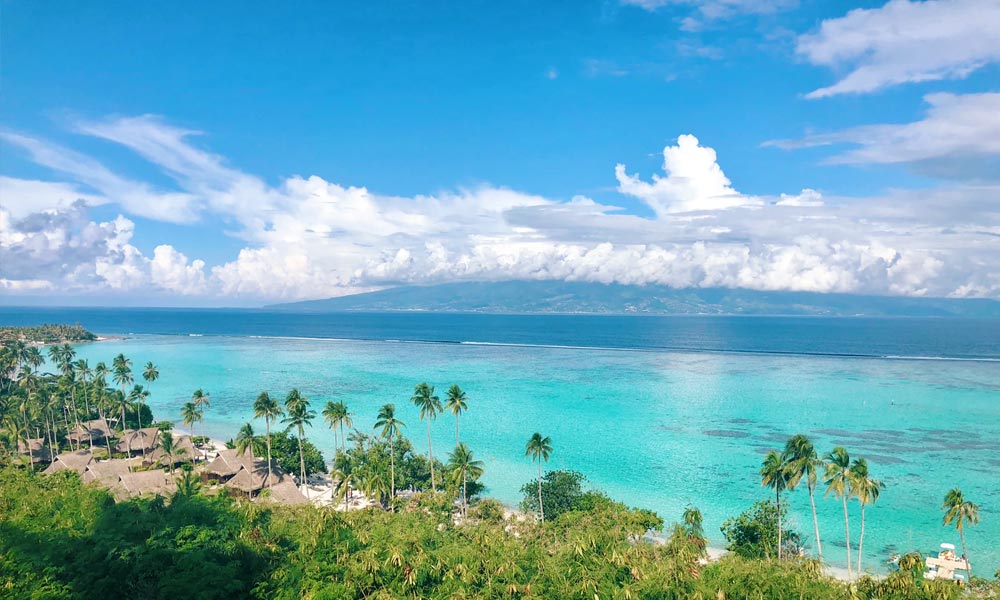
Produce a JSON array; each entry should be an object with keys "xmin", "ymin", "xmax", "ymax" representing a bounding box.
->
[
  {"xmin": 797, "ymin": 0, "xmax": 1000, "ymax": 98},
  {"xmin": 2, "ymin": 116, "xmax": 999, "ymax": 302},
  {"xmin": 766, "ymin": 92, "xmax": 1000, "ymax": 181},
  {"xmin": 615, "ymin": 134, "xmax": 769, "ymax": 214}
]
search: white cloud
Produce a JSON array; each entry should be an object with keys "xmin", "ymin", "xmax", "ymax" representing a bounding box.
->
[
  {"xmin": 2, "ymin": 116, "xmax": 999, "ymax": 302},
  {"xmin": 797, "ymin": 0, "xmax": 1000, "ymax": 98},
  {"xmin": 615, "ymin": 134, "xmax": 769, "ymax": 214},
  {"xmin": 621, "ymin": 0, "xmax": 796, "ymax": 19},
  {"xmin": 0, "ymin": 176, "xmax": 107, "ymax": 219},
  {"xmin": 766, "ymin": 92, "xmax": 1000, "ymax": 180}
]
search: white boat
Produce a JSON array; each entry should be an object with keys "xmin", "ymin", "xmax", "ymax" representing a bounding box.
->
[{"xmin": 924, "ymin": 543, "xmax": 969, "ymax": 582}]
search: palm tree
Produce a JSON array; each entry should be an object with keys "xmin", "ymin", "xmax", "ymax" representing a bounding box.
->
[
  {"xmin": 760, "ymin": 450, "xmax": 789, "ymax": 560},
  {"xmin": 142, "ymin": 362, "xmax": 159, "ymax": 412},
  {"xmin": 73, "ymin": 359, "xmax": 93, "ymax": 420},
  {"xmin": 784, "ymin": 434, "xmax": 824, "ymax": 561},
  {"xmin": 159, "ymin": 430, "xmax": 177, "ymax": 475},
  {"xmin": 942, "ymin": 488, "xmax": 980, "ymax": 578},
  {"xmin": 525, "ymin": 432, "xmax": 553, "ymax": 522},
  {"xmin": 374, "ymin": 403, "xmax": 405, "ymax": 500},
  {"xmin": 191, "ymin": 389, "xmax": 211, "ymax": 459},
  {"xmin": 447, "ymin": 442, "xmax": 484, "ymax": 517},
  {"xmin": 235, "ymin": 422, "xmax": 257, "ymax": 456},
  {"xmin": 444, "ymin": 384, "xmax": 468, "ymax": 447},
  {"xmin": 180, "ymin": 402, "xmax": 203, "ymax": 461},
  {"xmin": 282, "ymin": 389, "xmax": 316, "ymax": 496},
  {"xmin": 411, "ymin": 383, "xmax": 443, "ymax": 492},
  {"xmin": 112, "ymin": 354, "xmax": 133, "ymax": 434},
  {"xmin": 253, "ymin": 391, "xmax": 283, "ymax": 490},
  {"xmin": 333, "ymin": 462, "xmax": 358, "ymax": 511},
  {"xmin": 825, "ymin": 446, "xmax": 854, "ymax": 578},
  {"xmin": 128, "ymin": 385, "xmax": 150, "ymax": 459},
  {"xmin": 322, "ymin": 400, "xmax": 351, "ymax": 455},
  {"xmin": 851, "ymin": 458, "xmax": 884, "ymax": 575}
]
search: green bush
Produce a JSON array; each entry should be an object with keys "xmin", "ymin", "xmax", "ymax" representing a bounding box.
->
[{"xmin": 720, "ymin": 499, "xmax": 801, "ymax": 560}]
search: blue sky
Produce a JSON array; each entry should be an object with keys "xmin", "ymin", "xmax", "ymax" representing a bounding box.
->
[{"xmin": 2, "ymin": 0, "xmax": 999, "ymax": 305}]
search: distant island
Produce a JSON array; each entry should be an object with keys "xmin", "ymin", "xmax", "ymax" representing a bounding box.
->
[
  {"xmin": 268, "ymin": 281, "xmax": 1000, "ymax": 318},
  {"xmin": 0, "ymin": 323, "xmax": 98, "ymax": 345}
]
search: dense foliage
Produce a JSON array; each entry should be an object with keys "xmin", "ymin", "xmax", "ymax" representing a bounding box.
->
[
  {"xmin": 721, "ymin": 499, "xmax": 802, "ymax": 560},
  {"xmin": 4, "ymin": 467, "xmax": 993, "ymax": 600},
  {"xmin": 227, "ymin": 429, "xmax": 327, "ymax": 477},
  {"xmin": 0, "ymin": 324, "xmax": 97, "ymax": 344}
]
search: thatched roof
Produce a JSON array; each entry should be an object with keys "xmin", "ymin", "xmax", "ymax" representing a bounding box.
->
[
  {"xmin": 83, "ymin": 459, "xmax": 133, "ymax": 486},
  {"xmin": 115, "ymin": 428, "xmax": 161, "ymax": 453},
  {"xmin": 206, "ymin": 448, "xmax": 256, "ymax": 478},
  {"xmin": 42, "ymin": 450, "xmax": 94, "ymax": 475},
  {"xmin": 67, "ymin": 418, "xmax": 113, "ymax": 444},
  {"xmin": 223, "ymin": 460, "xmax": 286, "ymax": 493},
  {"xmin": 259, "ymin": 480, "xmax": 308, "ymax": 505},
  {"xmin": 17, "ymin": 438, "xmax": 54, "ymax": 462},
  {"xmin": 147, "ymin": 435, "xmax": 196, "ymax": 466},
  {"xmin": 119, "ymin": 470, "xmax": 175, "ymax": 497}
]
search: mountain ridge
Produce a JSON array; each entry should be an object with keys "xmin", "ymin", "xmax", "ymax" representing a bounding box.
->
[{"xmin": 266, "ymin": 281, "xmax": 1000, "ymax": 318}]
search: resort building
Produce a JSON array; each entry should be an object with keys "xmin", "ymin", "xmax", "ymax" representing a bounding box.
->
[
  {"xmin": 146, "ymin": 435, "xmax": 197, "ymax": 468},
  {"xmin": 115, "ymin": 427, "xmax": 161, "ymax": 455},
  {"xmin": 66, "ymin": 418, "xmax": 113, "ymax": 447},
  {"xmin": 17, "ymin": 437, "xmax": 54, "ymax": 463},
  {"xmin": 42, "ymin": 450, "xmax": 94, "ymax": 476},
  {"xmin": 118, "ymin": 470, "xmax": 176, "ymax": 498},
  {"xmin": 83, "ymin": 459, "xmax": 133, "ymax": 488}
]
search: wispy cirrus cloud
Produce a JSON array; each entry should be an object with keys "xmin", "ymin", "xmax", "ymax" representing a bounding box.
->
[{"xmin": 797, "ymin": 0, "xmax": 1000, "ymax": 98}]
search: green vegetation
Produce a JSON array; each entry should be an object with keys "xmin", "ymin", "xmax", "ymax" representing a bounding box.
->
[
  {"xmin": 721, "ymin": 500, "xmax": 800, "ymax": 560},
  {"xmin": 0, "ymin": 324, "xmax": 97, "ymax": 344},
  {"xmin": 229, "ymin": 429, "xmax": 326, "ymax": 477}
]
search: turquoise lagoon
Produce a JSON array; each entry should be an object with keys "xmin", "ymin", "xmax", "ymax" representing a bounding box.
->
[{"xmin": 67, "ymin": 331, "xmax": 1000, "ymax": 575}]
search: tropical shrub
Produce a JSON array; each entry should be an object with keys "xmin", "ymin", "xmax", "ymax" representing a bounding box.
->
[{"xmin": 721, "ymin": 499, "xmax": 802, "ymax": 560}]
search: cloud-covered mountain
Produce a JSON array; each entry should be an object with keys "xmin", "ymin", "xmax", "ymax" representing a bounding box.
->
[{"xmin": 268, "ymin": 281, "xmax": 1000, "ymax": 317}]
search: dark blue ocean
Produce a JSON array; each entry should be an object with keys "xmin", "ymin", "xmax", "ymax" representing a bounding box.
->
[{"xmin": 2, "ymin": 307, "xmax": 999, "ymax": 360}]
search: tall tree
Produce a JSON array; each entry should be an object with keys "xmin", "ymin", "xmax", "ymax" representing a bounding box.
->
[
  {"xmin": 824, "ymin": 447, "xmax": 854, "ymax": 578},
  {"xmin": 159, "ymin": 430, "xmax": 177, "ymax": 475},
  {"xmin": 180, "ymin": 402, "xmax": 203, "ymax": 462},
  {"xmin": 128, "ymin": 385, "xmax": 151, "ymax": 460},
  {"xmin": 942, "ymin": 488, "xmax": 980, "ymax": 579},
  {"xmin": 282, "ymin": 389, "xmax": 316, "ymax": 497},
  {"xmin": 253, "ymin": 391, "xmax": 283, "ymax": 490},
  {"xmin": 411, "ymin": 383, "xmax": 442, "ymax": 492},
  {"xmin": 447, "ymin": 442, "xmax": 484, "ymax": 517},
  {"xmin": 374, "ymin": 403, "xmax": 405, "ymax": 500},
  {"xmin": 444, "ymin": 384, "xmax": 468, "ymax": 447},
  {"xmin": 112, "ymin": 354, "xmax": 133, "ymax": 435},
  {"xmin": 235, "ymin": 422, "xmax": 257, "ymax": 456},
  {"xmin": 191, "ymin": 389, "xmax": 211, "ymax": 459},
  {"xmin": 784, "ymin": 434, "xmax": 824, "ymax": 561},
  {"xmin": 850, "ymin": 458, "xmax": 883, "ymax": 575},
  {"xmin": 760, "ymin": 450, "xmax": 790, "ymax": 560},
  {"xmin": 322, "ymin": 400, "xmax": 352, "ymax": 455},
  {"xmin": 525, "ymin": 432, "xmax": 553, "ymax": 522}
]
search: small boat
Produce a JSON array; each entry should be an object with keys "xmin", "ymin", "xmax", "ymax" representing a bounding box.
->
[{"xmin": 924, "ymin": 543, "xmax": 969, "ymax": 583}]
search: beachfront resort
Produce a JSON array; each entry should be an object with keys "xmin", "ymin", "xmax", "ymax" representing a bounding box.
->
[{"xmin": 1, "ymin": 330, "xmax": 995, "ymax": 599}]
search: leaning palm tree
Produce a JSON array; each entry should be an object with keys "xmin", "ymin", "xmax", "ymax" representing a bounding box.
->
[
  {"xmin": 333, "ymin": 463, "xmax": 358, "ymax": 511},
  {"xmin": 447, "ymin": 442, "xmax": 484, "ymax": 517},
  {"xmin": 825, "ymin": 447, "xmax": 854, "ymax": 578},
  {"xmin": 784, "ymin": 434, "xmax": 824, "ymax": 561},
  {"xmin": 760, "ymin": 450, "xmax": 790, "ymax": 560},
  {"xmin": 180, "ymin": 402, "xmax": 203, "ymax": 461},
  {"xmin": 444, "ymin": 384, "xmax": 468, "ymax": 447},
  {"xmin": 525, "ymin": 432, "xmax": 553, "ymax": 522},
  {"xmin": 159, "ymin": 430, "xmax": 177, "ymax": 475},
  {"xmin": 142, "ymin": 362, "xmax": 159, "ymax": 409},
  {"xmin": 411, "ymin": 383, "xmax": 443, "ymax": 492},
  {"xmin": 851, "ymin": 458, "xmax": 884, "ymax": 575},
  {"xmin": 253, "ymin": 391, "xmax": 283, "ymax": 490},
  {"xmin": 942, "ymin": 488, "xmax": 980, "ymax": 578},
  {"xmin": 374, "ymin": 403, "xmax": 405, "ymax": 500},
  {"xmin": 235, "ymin": 422, "xmax": 257, "ymax": 456},
  {"xmin": 282, "ymin": 389, "xmax": 316, "ymax": 497}
]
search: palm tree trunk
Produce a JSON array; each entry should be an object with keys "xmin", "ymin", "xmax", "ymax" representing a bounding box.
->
[
  {"xmin": 857, "ymin": 504, "xmax": 866, "ymax": 575},
  {"xmin": 455, "ymin": 414, "xmax": 460, "ymax": 447},
  {"xmin": 462, "ymin": 471, "xmax": 468, "ymax": 518},
  {"xmin": 842, "ymin": 496, "xmax": 852, "ymax": 578},
  {"xmin": 537, "ymin": 462, "xmax": 544, "ymax": 522},
  {"xmin": 389, "ymin": 439, "xmax": 396, "ymax": 500},
  {"xmin": 960, "ymin": 528, "xmax": 971, "ymax": 579},
  {"xmin": 809, "ymin": 485, "xmax": 823, "ymax": 561},
  {"xmin": 776, "ymin": 490, "xmax": 782, "ymax": 560},
  {"xmin": 265, "ymin": 417, "xmax": 273, "ymax": 490},
  {"xmin": 426, "ymin": 421, "xmax": 436, "ymax": 492},
  {"xmin": 137, "ymin": 401, "xmax": 145, "ymax": 461},
  {"xmin": 297, "ymin": 424, "xmax": 308, "ymax": 499}
]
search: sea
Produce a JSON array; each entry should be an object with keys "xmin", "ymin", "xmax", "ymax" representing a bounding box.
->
[{"xmin": 3, "ymin": 307, "xmax": 998, "ymax": 574}]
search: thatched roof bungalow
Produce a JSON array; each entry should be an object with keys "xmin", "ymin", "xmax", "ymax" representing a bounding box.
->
[
  {"xmin": 115, "ymin": 428, "xmax": 161, "ymax": 454},
  {"xmin": 223, "ymin": 460, "xmax": 287, "ymax": 495},
  {"xmin": 258, "ymin": 479, "xmax": 308, "ymax": 505},
  {"xmin": 17, "ymin": 437, "xmax": 54, "ymax": 463},
  {"xmin": 205, "ymin": 448, "xmax": 256, "ymax": 480},
  {"xmin": 119, "ymin": 470, "xmax": 175, "ymax": 497},
  {"xmin": 66, "ymin": 418, "xmax": 113, "ymax": 445},
  {"xmin": 42, "ymin": 450, "xmax": 94, "ymax": 475},
  {"xmin": 147, "ymin": 435, "xmax": 196, "ymax": 467},
  {"xmin": 83, "ymin": 459, "xmax": 133, "ymax": 487}
]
